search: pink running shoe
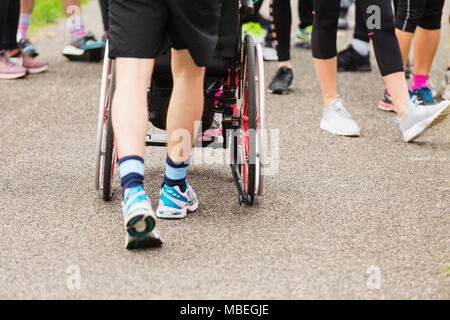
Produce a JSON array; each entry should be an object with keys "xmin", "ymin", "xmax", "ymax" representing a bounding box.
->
[
  {"xmin": 378, "ymin": 90, "xmax": 395, "ymax": 112},
  {"xmin": 11, "ymin": 51, "xmax": 48, "ymax": 74},
  {"xmin": 0, "ymin": 51, "xmax": 27, "ymax": 80}
]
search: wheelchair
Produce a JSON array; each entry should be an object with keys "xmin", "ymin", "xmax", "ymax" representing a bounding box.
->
[{"xmin": 94, "ymin": 0, "xmax": 265, "ymax": 206}]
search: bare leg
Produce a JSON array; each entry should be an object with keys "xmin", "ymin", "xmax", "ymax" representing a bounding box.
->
[
  {"xmin": 20, "ymin": 0, "xmax": 35, "ymax": 14},
  {"xmin": 395, "ymin": 29, "xmax": 414, "ymax": 70},
  {"xmin": 112, "ymin": 58, "xmax": 154, "ymax": 158},
  {"xmin": 313, "ymin": 57, "xmax": 338, "ymax": 108},
  {"xmin": 60, "ymin": 0, "xmax": 81, "ymax": 16},
  {"xmin": 166, "ymin": 49, "xmax": 205, "ymax": 162},
  {"xmin": 413, "ymin": 27, "xmax": 440, "ymax": 76}
]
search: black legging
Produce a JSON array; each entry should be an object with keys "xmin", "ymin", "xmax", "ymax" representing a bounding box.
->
[
  {"xmin": 99, "ymin": 0, "xmax": 109, "ymax": 32},
  {"xmin": 311, "ymin": 0, "xmax": 403, "ymax": 76},
  {"xmin": 0, "ymin": 0, "xmax": 20, "ymax": 51},
  {"xmin": 271, "ymin": 0, "xmax": 313, "ymax": 62}
]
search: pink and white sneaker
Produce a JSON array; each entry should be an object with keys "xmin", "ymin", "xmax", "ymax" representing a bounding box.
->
[
  {"xmin": 378, "ymin": 90, "xmax": 395, "ymax": 112},
  {"xmin": 0, "ymin": 51, "xmax": 27, "ymax": 80},
  {"xmin": 11, "ymin": 51, "xmax": 48, "ymax": 74}
]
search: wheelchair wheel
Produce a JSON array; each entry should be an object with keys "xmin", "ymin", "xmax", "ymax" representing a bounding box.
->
[
  {"xmin": 237, "ymin": 34, "xmax": 262, "ymax": 205},
  {"xmin": 94, "ymin": 42, "xmax": 116, "ymax": 201}
]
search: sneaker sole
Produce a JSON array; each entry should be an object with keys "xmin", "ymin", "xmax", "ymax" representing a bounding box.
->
[
  {"xmin": 63, "ymin": 46, "xmax": 104, "ymax": 62},
  {"xmin": 402, "ymin": 101, "xmax": 450, "ymax": 142},
  {"xmin": 28, "ymin": 65, "xmax": 49, "ymax": 74},
  {"xmin": 320, "ymin": 118, "xmax": 360, "ymax": 137},
  {"xmin": 156, "ymin": 199, "xmax": 198, "ymax": 219},
  {"xmin": 126, "ymin": 228, "xmax": 162, "ymax": 249},
  {"xmin": 267, "ymin": 88, "xmax": 290, "ymax": 95},
  {"xmin": 0, "ymin": 72, "xmax": 27, "ymax": 80},
  {"xmin": 378, "ymin": 100, "xmax": 395, "ymax": 112}
]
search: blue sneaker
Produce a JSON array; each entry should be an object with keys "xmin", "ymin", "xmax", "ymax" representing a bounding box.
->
[
  {"xmin": 411, "ymin": 86, "xmax": 436, "ymax": 106},
  {"xmin": 121, "ymin": 185, "xmax": 162, "ymax": 249},
  {"xmin": 156, "ymin": 182, "xmax": 198, "ymax": 219}
]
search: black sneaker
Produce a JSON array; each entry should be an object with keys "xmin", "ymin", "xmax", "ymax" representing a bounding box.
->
[
  {"xmin": 337, "ymin": 45, "xmax": 371, "ymax": 72},
  {"xmin": 411, "ymin": 86, "xmax": 436, "ymax": 106},
  {"xmin": 267, "ymin": 66, "xmax": 293, "ymax": 94}
]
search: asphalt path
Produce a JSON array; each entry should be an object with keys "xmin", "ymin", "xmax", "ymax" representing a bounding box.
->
[{"xmin": 0, "ymin": 2, "xmax": 448, "ymax": 299}]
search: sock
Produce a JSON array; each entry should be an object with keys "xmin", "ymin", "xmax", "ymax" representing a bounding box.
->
[
  {"xmin": 67, "ymin": 14, "xmax": 87, "ymax": 39},
  {"xmin": 163, "ymin": 156, "xmax": 189, "ymax": 193},
  {"xmin": 118, "ymin": 155, "xmax": 145, "ymax": 198},
  {"xmin": 410, "ymin": 74, "xmax": 428, "ymax": 91},
  {"xmin": 351, "ymin": 38, "xmax": 370, "ymax": 56},
  {"xmin": 17, "ymin": 14, "xmax": 31, "ymax": 40}
]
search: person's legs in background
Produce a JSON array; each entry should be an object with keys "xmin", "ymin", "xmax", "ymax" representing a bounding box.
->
[
  {"xmin": 267, "ymin": 0, "xmax": 294, "ymax": 94},
  {"xmin": 61, "ymin": 0, "xmax": 105, "ymax": 60},
  {"xmin": 0, "ymin": 0, "xmax": 27, "ymax": 79},
  {"xmin": 9, "ymin": 0, "xmax": 48, "ymax": 74},
  {"xmin": 337, "ymin": 0, "xmax": 371, "ymax": 72},
  {"xmin": 312, "ymin": 0, "xmax": 449, "ymax": 141},
  {"xmin": 295, "ymin": 0, "xmax": 314, "ymax": 49},
  {"xmin": 311, "ymin": 0, "xmax": 361, "ymax": 136}
]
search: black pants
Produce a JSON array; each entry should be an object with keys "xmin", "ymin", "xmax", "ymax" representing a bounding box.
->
[
  {"xmin": 99, "ymin": 0, "xmax": 109, "ymax": 32},
  {"xmin": 312, "ymin": 0, "xmax": 403, "ymax": 76},
  {"xmin": 271, "ymin": 0, "xmax": 313, "ymax": 62},
  {"xmin": 395, "ymin": 0, "xmax": 444, "ymax": 33},
  {"xmin": 0, "ymin": 0, "xmax": 20, "ymax": 51}
]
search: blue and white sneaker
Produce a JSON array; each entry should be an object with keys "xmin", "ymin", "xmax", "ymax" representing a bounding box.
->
[
  {"xmin": 156, "ymin": 182, "xmax": 198, "ymax": 219},
  {"xmin": 122, "ymin": 185, "xmax": 162, "ymax": 249}
]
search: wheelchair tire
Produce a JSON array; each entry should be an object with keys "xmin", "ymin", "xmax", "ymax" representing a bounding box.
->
[
  {"xmin": 240, "ymin": 34, "xmax": 257, "ymax": 205},
  {"xmin": 102, "ymin": 107, "xmax": 116, "ymax": 201},
  {"xmin": 94, "ymin": 42, "xmax": 116, "ymax": 201}
]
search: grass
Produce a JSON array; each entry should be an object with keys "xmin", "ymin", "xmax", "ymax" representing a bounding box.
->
[{"xmin": 29, "ymin": 0, "xmax": 90, "ymax": 36}]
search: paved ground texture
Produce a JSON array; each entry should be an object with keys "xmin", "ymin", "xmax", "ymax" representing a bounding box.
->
[{"xmin": 0, "ymin": 2, "xmax": 449, "ymax": 299}]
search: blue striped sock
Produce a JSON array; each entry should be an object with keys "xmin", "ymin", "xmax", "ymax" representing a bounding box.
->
[
  {"xmin": 163, "ymin": 156, "xmax": 189, "ymax": 192},
  {"xmin": 118, "ymin": 155, "xmax": 145, "ymax": 198}
]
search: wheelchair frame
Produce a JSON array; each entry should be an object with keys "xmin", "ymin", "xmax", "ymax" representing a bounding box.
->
[{"xmin": 95, "ymin": 4, "xmax": 265, "ymax": 206}]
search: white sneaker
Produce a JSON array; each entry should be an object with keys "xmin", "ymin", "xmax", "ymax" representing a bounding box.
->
[
  {"xmin": 399, "ymin": 100, "xmax": 450, "ymax": 142},
  {"xmin": 320, "ymin": 98, "xmax": 361, "ymax": 136}
]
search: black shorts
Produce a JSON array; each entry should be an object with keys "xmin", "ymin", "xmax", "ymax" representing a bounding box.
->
[
  {"xmin": 109, "ymin": 0, "xmax": 222, "ymax": 67},
  {"xmin": 395, "ymin": 0, "xmax": 445, "ymax": 33}
]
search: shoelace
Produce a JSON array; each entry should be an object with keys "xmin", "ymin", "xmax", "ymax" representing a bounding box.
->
[{"xmin": 335, "ymin": 106, "xmax": 351, "ymax": 119}]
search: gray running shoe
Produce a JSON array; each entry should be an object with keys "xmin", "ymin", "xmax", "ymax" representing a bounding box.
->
[
  {"xmin": 320, "ymin": 98, "xmax": 361, "ymax": 136},
  {"xmin": 399, "ymin": 100, "xmax": 450, "ymax": 142}
]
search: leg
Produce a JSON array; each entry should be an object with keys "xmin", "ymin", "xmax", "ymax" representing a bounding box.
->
[
  {"xmin": 358, "ymin": 0, "xmax": 406, "ymax": 115},
  {"xmin": 312, "ymin": 0, "xmax": 360, "ymax": 136},
  {"xmin": 267, "ymin": 0, "xmax": 294, "ymax": 94},
  {"xmin": 17, "ymin": 0, "xmax": 35, "ymax": 40},
  {"xmin": 166, "ymin": 49, "xmax": 205, "ymax": 162},
  {"xmin": 311, "ymin": 0, "xmax": 340, "ymax": 107},
  {"xmin": 412, "ymin": 0, "xmax": 444, "ymax": 84},
  {"xmin": 112, "ymin": 58, "xmax": 154, "ymax": 159}
]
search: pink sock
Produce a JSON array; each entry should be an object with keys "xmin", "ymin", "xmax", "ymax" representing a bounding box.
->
[{"xmin": 410, "ymin": 74, "xmax": 428, "ymax": 91}]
